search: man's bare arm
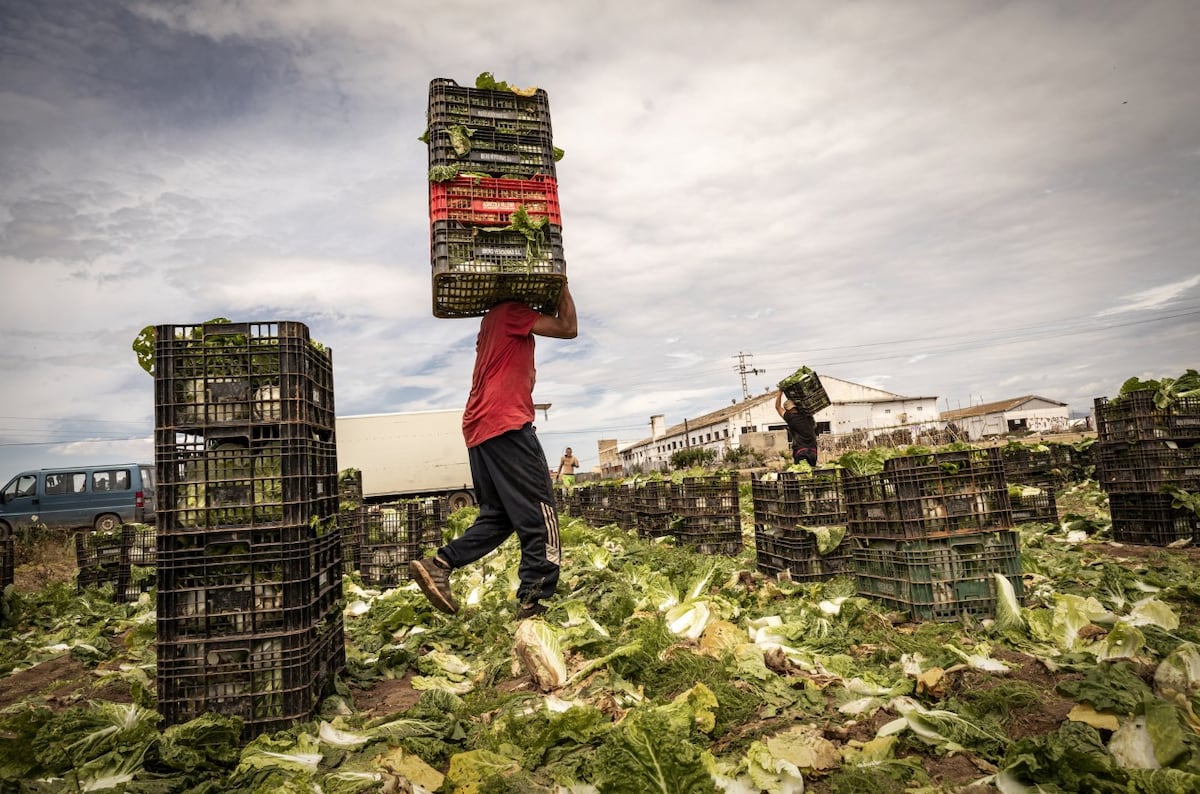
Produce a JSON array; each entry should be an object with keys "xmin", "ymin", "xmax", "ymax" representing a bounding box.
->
[{"xmin": 532, "ymin": 283, "xmax": 577, "ymax": 339}]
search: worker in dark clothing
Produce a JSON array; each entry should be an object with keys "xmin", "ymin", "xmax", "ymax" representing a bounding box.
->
[
  {"xmin": 410, "ymin": 284, "xmax": 577, "ymax": 621},
  {"xmin": 775, "ymin": 391, "xmax": 818, "ymax": 466}
]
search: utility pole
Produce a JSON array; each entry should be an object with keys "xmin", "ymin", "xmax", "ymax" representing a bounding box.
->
[{"xmin": 732, "ymin": 351, "xmax": 764, "ymax": 401}]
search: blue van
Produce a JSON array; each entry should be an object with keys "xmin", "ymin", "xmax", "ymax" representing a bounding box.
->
[{"xmin": 0, "ymin": 463, "xmax": 156, "ymax": 533}]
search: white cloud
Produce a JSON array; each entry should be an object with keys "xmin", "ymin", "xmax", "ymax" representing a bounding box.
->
[{"xmin": 1098, "ymin": 274, "xmax": 1200, "ymax": 316}]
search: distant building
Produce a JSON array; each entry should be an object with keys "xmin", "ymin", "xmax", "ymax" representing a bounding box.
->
[
  {"xmin": 617, "ymin": 376, "xmax": 939, "ymax": 472},
  {"xmin": 939, "ymin": 395, "xmax": 1070, "ymax": 441}
]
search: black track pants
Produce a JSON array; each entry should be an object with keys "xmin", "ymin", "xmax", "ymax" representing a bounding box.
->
[{"xmin": 438, "ymin": 424, "xmax": 561, "ymax": 603}]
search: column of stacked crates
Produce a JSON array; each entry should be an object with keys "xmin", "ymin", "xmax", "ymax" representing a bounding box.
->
[
  {"xmin": 998, "ymin": 443, "xmax": 1060, "ymax": 525},
  {"xmin": 75, "ymin": 523, "xmax": 157, "ymax": 601},
  {"xmin": 1, "ymin": 526, "xmax": 14, "ymax": 589},
  {"xmin": 153, "ymin": 321, "xmax": 345, "ymax": 737},
  {"xmin": 751, "ymin": 469, "xmax": 851, "ymax": 581},
  {"xmin": 1094, "ymin": 392, "xmax": 1200, "ymax": 544},
  {"xmin": 352, "ymin": 498, "xmax": 447, "ymax": 588},
  {"xmin": 844, "ymin": 448, "xmax": 1023, "ymax": 621},
  {"xmin": 427, "ymin": 78, "xmax": 567, "ymax": 318},
  {"xmin": 633, "ymin": 480, "xmax": 676, "ymax": 540},
  {"xmin": 673, "ymin": 473, "xmax": 743, "ymax": 556},
  {"xmin": 613, "ymin": 483, "xmax": 638, "ymax": 532}
]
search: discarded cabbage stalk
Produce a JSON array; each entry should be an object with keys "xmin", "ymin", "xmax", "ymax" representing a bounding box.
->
[{"xmin": 513, "ymin": 618, "xmax": 568, "ymax": 691}]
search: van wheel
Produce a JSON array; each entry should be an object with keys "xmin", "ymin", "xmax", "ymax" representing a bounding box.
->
[
  {"xmin": 0, "ymin": 520, "xmax": 11, "ymax": 539},
  {"xmin": 447, "ymin": 491, "xmax": 475, "ymax": 511},
  {"xmin": 94, "ymin": 513, "xmax": 121, "ymax": 533}
]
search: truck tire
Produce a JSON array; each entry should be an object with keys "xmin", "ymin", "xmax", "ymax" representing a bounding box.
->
[
  {"xmin": 94, "ymin": 513, "xmax": 121, "ymax": 533},
  {"xmin": 447, "ymin": 490, "xmax": 475, "ymax": 511}
]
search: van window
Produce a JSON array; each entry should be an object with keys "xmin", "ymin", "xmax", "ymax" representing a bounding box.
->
[
  {"xmin": 4, "ymin": 475, "xmax": 37, "ymax": 499},
  {"xmin": 46, "ymin": 471, "xmax": 86, "ymax": 495},
  {"xmin": 93, "ymin": 469, "xmax": 131, "ymax": 492}
]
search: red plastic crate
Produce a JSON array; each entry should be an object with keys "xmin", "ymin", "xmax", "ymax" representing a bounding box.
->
[{"xmin": 430, "ymin": 174, "xmax": 561, "ymax": 226}]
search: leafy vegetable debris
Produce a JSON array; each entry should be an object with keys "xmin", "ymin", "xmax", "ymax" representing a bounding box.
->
[{"xmin": 4, "ymin": 468, "xmax": 1200, "ymax": 792}]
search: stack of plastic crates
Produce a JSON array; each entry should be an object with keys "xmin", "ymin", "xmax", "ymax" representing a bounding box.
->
[
  {"xmin": 576, "ymin": 482, "xmax": 618, "ymax": 526},
  {"xmin": 633, "ymin": 480, "xmax": 675, "ymax": 540},
  {"xmin": 0, "ymin": 526, "xmax": 12, "ymax": 588},
  {"xmin": 672, "ymin": 474, "xmax": 742, "ymax": 555},
  {"xmin": 75, "ymin": 523, "xmax": 157, "ymax": 600},
  {"xmin": 1000, "ymin": 443, "xmax": 1064, "ymax": 489},
  {"xmin": 844, "ymin": 448, "xmax": 1022, "ymax": 621},
  {"xmin": 613, "ymin": 483, "xmax": 638, "ymax": 532},
  {"xmin": 751, "ymin": 469, "xmax": 850, "ymax": 581},
  {"xmin": 75, "ymin": 526, "xmax": 125, "ymax": 593},
  {"xmin": 153, "ymin": 320, "xmax": 344, "ymax": 738},
  {"xmin": 1094, "ymin": 392, "xmax": 1200, "ymax": 545},
  {"xmin": 354, "ymin": 499, "xmax": 445, "ymax": 588},
  {"xmin": 427, "ymin": 77, "xmax": 567, "ymax": 318}
]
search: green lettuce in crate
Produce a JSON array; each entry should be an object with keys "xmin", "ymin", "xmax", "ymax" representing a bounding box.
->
[{"xmin": 778, "ymin": 365, "xmax": 817, "ymax": 390}]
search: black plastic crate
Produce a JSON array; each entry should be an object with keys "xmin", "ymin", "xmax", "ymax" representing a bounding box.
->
[
  {"xmin": 1000, "ymin": 444, "xmax": 1067, "ymax": 486},
  {"xmin": 1095, "ymin": 440, "xmax": 1200, "ymax": 494},
  {"xmin": 427, "ymin": 78, "xmax": 554, "ymax": 137},
  {"xmin": 754, "ymin": 524, "xmax": 852, "ymax": 582},
  {"xmin": 155, "ymin": 431, "xmax": 338, "ymax": 531},
  {"xmin": 578, "ymin": 483, "xmax": 619, "ymax": 525},
  {"xmin": 843, "ymin": 448, "xmax": 1012, "ymax": 539},
  {"xmin": 1109, "ymin": 492, "xmax": 1200, "ymax": 546},
  {"xmin": 154, "ymin": 321, "xmax": 334, "ymax": 433},
  {"xmin": 338, "ymin": 506, "xmax": 365, "ymax": 576},
  {"xmin": 777, "ymin": 369, "xmax": 831, "ymax": 415},
  {"xmin": 157, "ymin": 530, "xmax": 342, "ymax": 639},
  {"xmin": 674, "ymin": 514, "xmax": 743, "ymax": 556},
  {"xmin": 673, "ymin": 475, "xmax": 739, "ymax": 518},
  {"xmin": 751, "ymin": 474, "xmax": 784, "ymax": 524},
  {"xmin": 853, "ymin": 530, "xmax": 1023, "ymax": 622},
  {"xmin": 1010, "ymin": 489, "xmax": 1058, "ymax": 524},
  {"xmin": 633, "ymin": 480, "xmax": 675, "ymax": 515},
  {"xmin": 122, "ymin": 523, "xmax": 157, "ymax": 567},
  {"xmin": 75, "ymin": 528, "xmax": 126, "ymax": 593},
  {"xmin": 1095, "ymin": 392, "xmax": 1200, "ymax": 443},
  {"xmin": 778, "ymin": 469, "xmax": 845, "ymax": 524},
  {"xmin": 156, "ymin": 614, "xmax": 343, "ymax": 738},
  {"xmin": 428, "ymin": 123, "xmax": 557, "ymax": 180},
  {"xmin": 431, "ymin": 220, "xmax": 566, "ymax": 319},
  {"xmin": 0, "ymin": 535, "xmax": 13, "ymax": 589},
  {"xmin": 636, "ymin": 513, "xmax": 674, "ymax": 540}
]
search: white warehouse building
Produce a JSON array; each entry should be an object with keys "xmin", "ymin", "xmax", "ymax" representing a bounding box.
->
[
  {"xmin": 617, "ymin": 375, "xmax": 940, "ymax": 472},
  {"xmin": 938, "ymin": 395, "xmax": 1071, "ymax": 441}
]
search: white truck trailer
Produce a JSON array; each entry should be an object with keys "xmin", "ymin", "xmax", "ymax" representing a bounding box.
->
[{"xmin": 335, "ymin": 409, "xmax": 475, "ymax": 510}]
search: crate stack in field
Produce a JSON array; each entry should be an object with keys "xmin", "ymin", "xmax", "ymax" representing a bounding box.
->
[
  {"xmin": 337, "ymin": 470, "xmax": 365, "ymax": 577},
  {"xmin": 153, "ymin": 321, "xmax": 344, "ymax": 737},
  {"xmin": 844, "ymin": 448, "xmax": 1022, "ymax": 621},
  {"xmin": 632, "ymin": 480, "xmax": 676, "ymax": 541},
  {"xmin": 75, "ymin": 523, "xmax": 157, "ymax": 601},
  {"xmin": 672, "ymin": 473, "xmax": 743, "ymax": 556},
  {"xmin": 426, "ymin": 77, "xmax": 566, "ymax": 318},
  {"xmin": 348, "ymin": 498, "xmax": 447, "ymax": 588},
  {"xmin": 0, "ymin": 526, "xmax": 11, "ymax": 589},
  {"xmin": 751, "ymin": 469, "xmax": 851, "ymax": 582},
  {"xmin": 1094, "ymin": 392, "xmax": 1200, "ymax": 545}
]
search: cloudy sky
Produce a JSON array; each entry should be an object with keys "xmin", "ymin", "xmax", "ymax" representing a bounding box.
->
[{"xmin": 1, "ymin": 0, "xmax": 1197, "ymax": 479}]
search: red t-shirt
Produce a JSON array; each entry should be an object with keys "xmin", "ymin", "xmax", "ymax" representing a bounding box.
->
[{"xmin": 462, "ymin": 301, "xmax": 540, "ymax": 448}]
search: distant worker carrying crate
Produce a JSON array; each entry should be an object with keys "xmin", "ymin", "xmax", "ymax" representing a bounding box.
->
[{"xmin": 776, "ymin": 391, "xmax": 819, "ymax": 466}]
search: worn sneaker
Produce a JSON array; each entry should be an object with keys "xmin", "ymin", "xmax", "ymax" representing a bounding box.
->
[
  {"xmin": 409, "ymin": 556, "xmax": 459, "ymax": 614},
  {"xmin": 516, "ymin": 601, "xmax": 547, "ymax": 620}
]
